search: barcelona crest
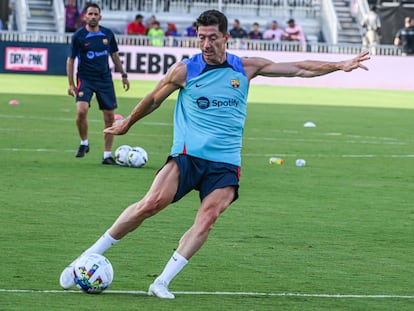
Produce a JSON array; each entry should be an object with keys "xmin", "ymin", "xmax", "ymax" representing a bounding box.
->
[{"xmin": 231, "ymin": 79, "xmax": 240, "ymax": 88}]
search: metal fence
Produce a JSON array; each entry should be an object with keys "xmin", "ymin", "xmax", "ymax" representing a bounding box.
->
[
  {"xmin": 75, "ymin": 0, "xmax": 321, "ymax": 18},
  {"xmin": 0, "ymin": 30, "xmax": 402, "ymax": 55}
]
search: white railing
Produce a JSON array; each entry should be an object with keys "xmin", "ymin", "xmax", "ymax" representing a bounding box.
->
[
  {"xmin": 320, "ymin": 0, "xmax": 340, "ymax": 44},
  {"xmin": 14, "ymin": 0, "xmax": 29, "ymax": 32},
  {"xmin": 11, "ymin": 0, "xmax": 63, "ymax": 33},
  {"xmin": 0, "ymin": 30, "xmax": 402, "ymax": 55},
  {"xmin": 76, "ymin": 0, "xmax": 321, "ymax": 18},
  {"xmin": 54, "ymin": 0, "xmax": 66, "ymax": 33}
]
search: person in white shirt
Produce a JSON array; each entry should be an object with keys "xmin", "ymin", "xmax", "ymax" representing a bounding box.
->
[{"xmin": 361, "ymin": 5, "xmax": 381, "ymax": 54}]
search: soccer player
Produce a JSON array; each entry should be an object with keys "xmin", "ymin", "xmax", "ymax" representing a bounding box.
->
[
  {"xmin": 60, "ymin": 9, "xmax": 369, "ymax": 298},
  {"xmin": 67, "ymin": 2, "xmax": 130, "ymax": 165}
]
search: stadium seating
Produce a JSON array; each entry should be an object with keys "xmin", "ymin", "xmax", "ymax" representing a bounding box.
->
[{"xmin": 79, "ymin": 0, "xmax": 323, "ymax": 41}]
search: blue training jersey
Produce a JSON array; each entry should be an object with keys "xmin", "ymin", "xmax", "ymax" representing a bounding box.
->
[
  {"xmin": 171, "ymin": 53, "xmax": 249, "ymax": 166},
  {"xmin": 69, "ymin": 26, "xmax": 118, "ymax": 80}
]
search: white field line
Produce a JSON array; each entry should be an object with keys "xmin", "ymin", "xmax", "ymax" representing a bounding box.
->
[
  {"xmin": 0, "ymin": 114, "xmax": 408, "ymax": 144},
  {"xmin": 0, "ymin": 114, "xmax": 172, "ymax": 126},
  {"xmin": 255, "ymin": 153, "xmax": 414, "ymax": 158},
  {"xmin": 1, "ymin": 131, "xmax": 405, "ymax": 146},
  {"xmin": 0, "ymin": 289, "xmax": 413, "ymax": 299},
  {"xmin": 1, "ymin": 147, "xmax": 414, "ymax": 159},
  {"xmin": 0, "ymin": 115, "xmax": 411, "ymax": 152},
  {"xmin": 245, "ymin": 137, "xmax": 406, "ymax": 146}
]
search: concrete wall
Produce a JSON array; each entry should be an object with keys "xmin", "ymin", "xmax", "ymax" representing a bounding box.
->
[
  {"xmin": 1, "ymin": 40, "xmax": 412, "ymax": 91},
  {"xmin": 116, "ymin": 45, "xmax": 414, "ymax": 91}
]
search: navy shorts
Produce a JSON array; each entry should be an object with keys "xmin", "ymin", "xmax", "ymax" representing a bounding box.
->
[
  {"xmin": 76, "ymin": 76, "xmax": 117, "ymax": 110},
  {"xmin": 166, "ymin": 154, "xmax": 240, "ymax": 203}
]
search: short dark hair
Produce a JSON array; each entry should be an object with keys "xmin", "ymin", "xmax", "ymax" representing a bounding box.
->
[
  {"xmin": 84, "ymin": 2, "xmax": 101, "ymax": 13},
  {"xmin": 135, "ymin": 14, "xmax": 143, "ymax": 19},
  {"xmin": 196, "ymin": 10, "xmax": 228, "ymax": 35}
]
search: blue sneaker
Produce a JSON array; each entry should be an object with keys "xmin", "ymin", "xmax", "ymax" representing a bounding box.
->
[
  {"xmin": 102, "ymin": 156, "xmax": 117, "ymax": 165},
  {"xmin": 75, "ymin": 145, "xmax": 89, "ymax": 158}
]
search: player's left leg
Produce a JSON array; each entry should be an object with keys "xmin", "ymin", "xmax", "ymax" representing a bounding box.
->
[
  {"xmin": 75, "ymin": 101, "xmax": 90, "ymax": 157},
  {"xmin": 96, "ymin": 81, "xmax": 117, "ymax": 164},
  {"xmin": 148, "ymin": 186, "xmax": 236, "ymax": 299},
  {"xmin": 101, "ymin": 109, "xmax": 116, "ymax": 164},
  {"xmin": 74, "ymin": 78, "xmax": 93, "ymax": 158},
  {"xmin": 177, "ymin": 186, "xmax": 236, "ymax": 259}
]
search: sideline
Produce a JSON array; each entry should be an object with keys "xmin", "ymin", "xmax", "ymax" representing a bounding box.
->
[
  {"xmin": 1, "ymin": 288, "xmax": 414, "ymax": 299},
  {"xmin": 2, "ymin": 147, "xmax": 414, "ymax": 158}
]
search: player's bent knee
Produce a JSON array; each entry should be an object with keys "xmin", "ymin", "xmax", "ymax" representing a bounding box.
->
[
  {"xmin": 196, "ymin": 208, "xmax": 222, "ymax": 232},
  {"xmin": 136, "ymin": 196, "xmax": 169, "ymax": 218}
]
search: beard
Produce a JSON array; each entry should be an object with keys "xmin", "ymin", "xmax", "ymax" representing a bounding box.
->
[{"xmin": 87, "ymin": 20, "xmax": 98, "ymax": 28}]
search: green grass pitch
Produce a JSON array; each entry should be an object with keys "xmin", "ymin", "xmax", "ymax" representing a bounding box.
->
[{"xmin": 0, "ymin": 74, "xmax": 413, "ymax": 310}]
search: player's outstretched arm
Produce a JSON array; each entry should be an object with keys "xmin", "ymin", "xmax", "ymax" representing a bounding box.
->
[
  {"xmin": 336, "ymin": 50, "xmax": 370, "ymax": 72},
  {"xmin": 243, "ymin": 50, "xmax": 370, "ymax": 80},
  {"xmin": 104, "ymin": 61, "xmax": 186, "ymax": 136}
]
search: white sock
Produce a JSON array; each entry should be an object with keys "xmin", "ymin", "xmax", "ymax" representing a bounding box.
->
[
  {"xmin": 80, "ymin": 139, "xmax": 88, "ymax": 146},
  {"xmin": 155, "ymin": 251, "xmax": 188, "ymax": 286},
  {"xmin": 103, "ymin": 151, "xmax": 112, "ymax": 159},
  {"xmin": 82, "ymin": 230, "xmax": 119, "ymax": 256}
]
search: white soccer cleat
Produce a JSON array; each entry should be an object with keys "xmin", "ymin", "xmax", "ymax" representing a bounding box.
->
[
  {"xmin": 148, "ymin": 280, "xmax": 175, "ymax": 299},
  {"xmin": 59, "ymin": 259, "xmax": 78, "ymax": 289}
]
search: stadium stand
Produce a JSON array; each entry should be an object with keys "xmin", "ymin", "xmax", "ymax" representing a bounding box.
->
[
  {"xmin": 8, "ymin": 0, "xmax": 321, "ymax": 40},
  {"xmin": 88, "ymin": 0, "xmax": 322, "ymax": 44},
  {"xmin": 2, "ymin": 0, "xmax": 404, "ymax": 55}
]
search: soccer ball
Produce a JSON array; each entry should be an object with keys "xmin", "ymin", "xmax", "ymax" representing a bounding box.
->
[
  {"xmin": 127, "ymin": 146, "xmax": 148, "ymax": 168},
  {"xmin": 114, "ymin": 145, "xmax": 132, "ymax": 166},
  {"xmin": 73, "ymin": 253, "xmax": 114, "ymax": 294}
]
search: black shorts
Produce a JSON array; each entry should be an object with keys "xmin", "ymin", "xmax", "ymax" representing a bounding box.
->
[
  {"xmin": 166, "ymin": 154, "xmax": 240, "ymax": 203},
  {"xmin": 76, "ymin": 77, "xmax": 117, "ymax": 110}
]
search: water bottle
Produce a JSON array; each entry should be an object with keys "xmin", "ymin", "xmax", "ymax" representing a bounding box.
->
[
  {"xmin": 269, "ymin": 157, "xmax": 284, "ymax": 165},
  {"xmin": 295, "ymin": 159, "xmax": 306, "ymax": 167}
]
